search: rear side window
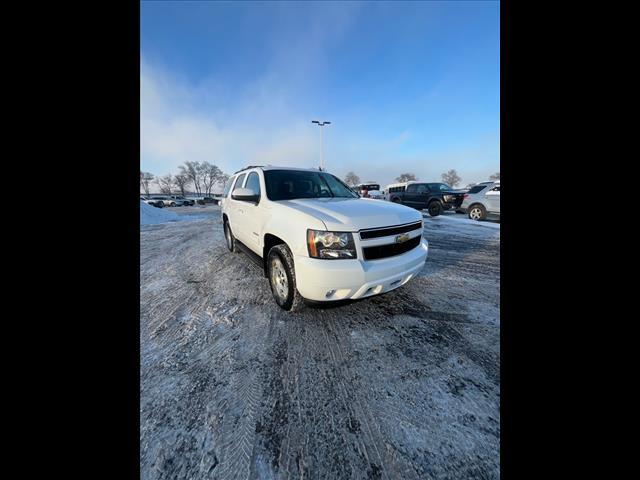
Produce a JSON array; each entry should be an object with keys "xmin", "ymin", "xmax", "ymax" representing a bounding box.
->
[
  {"xmin": 468, "ymin": 185, "xmax": 487, "ymax": 194},
  {"xmin": 245, "ymin": 172, "xmax": 261, "ymax": 198},
  {"xmin": 406, "ymin": 184, "xmax": 417, "ymax": 193},
  {"xmin": 223, "ymin": 176, "xmax": 235, "ymax": 197}
]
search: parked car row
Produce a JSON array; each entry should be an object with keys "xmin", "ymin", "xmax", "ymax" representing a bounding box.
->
[
  {"xmin": 356, "ymin": 179, "xmax": 500, "ymax": 221},
  {"xmin": 141, "ymin": 194, "xmax": 226, "ymax": 207},
  {"xmin": 140, "ymin": 195, "xmax": 195, "ymax": 207},
  {"xmin": 193, "ymin": 195, "xmax": 224, "ymax": 205}
]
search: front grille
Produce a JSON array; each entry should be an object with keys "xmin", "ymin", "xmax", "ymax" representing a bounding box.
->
[
  {"xmin": 362, "ymin": 235, "xmax": 421, "ymax": 260},
  {"xmin": 359, "ymin": 221, "xmax": 422, "ymax": 240}
]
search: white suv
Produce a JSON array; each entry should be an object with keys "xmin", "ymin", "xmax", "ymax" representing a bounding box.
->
[
  {"xmin": 460, "ymin": 180, "xmax": 500, "ymax": 220},
  {"xmin": 220, "ymin": 166, "xmax": 429, "ymax": 311}
]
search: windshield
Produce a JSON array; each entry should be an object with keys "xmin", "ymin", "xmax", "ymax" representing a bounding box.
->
[{"xmin": 264, "ymin": 170, "xmax": 359, "ymax": 201}]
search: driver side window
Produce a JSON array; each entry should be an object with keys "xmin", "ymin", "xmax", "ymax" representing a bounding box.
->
[{"xmin": 245, "ymin": 172, "xmax": 261, "ymax": 199}]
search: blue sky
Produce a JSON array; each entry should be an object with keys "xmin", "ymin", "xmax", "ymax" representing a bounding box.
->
[{"xmin": 141, "ymin": 0, "xmax": 499, "ymax": 188}]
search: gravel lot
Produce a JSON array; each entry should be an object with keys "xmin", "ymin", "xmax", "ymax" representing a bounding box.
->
[{"xmin": 140, "ymin": 205, "xmax": 500, "ymax": 480}]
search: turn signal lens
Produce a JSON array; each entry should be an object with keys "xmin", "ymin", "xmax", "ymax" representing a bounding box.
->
[{"xmin": 307, "ymin": 230, "xmax": 318, "ymax": 257}]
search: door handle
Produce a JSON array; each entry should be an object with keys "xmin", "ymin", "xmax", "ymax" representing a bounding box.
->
[{"xmin": 239, "ymin": 208, "xmax": 244, "ymax": 214}]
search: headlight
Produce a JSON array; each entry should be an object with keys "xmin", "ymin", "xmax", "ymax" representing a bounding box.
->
[
  {"xmin": 443, "ymin": 195, "xmax": 455, "ymax": 202},
  {"xmin": 307, "ymin": 229, "xmax": 356, "ymax": 259}
]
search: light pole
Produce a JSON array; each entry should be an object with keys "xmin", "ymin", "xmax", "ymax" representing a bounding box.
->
[{"xmin": 311, "ymin": 120, "xmax": 331, "ymax": 170}]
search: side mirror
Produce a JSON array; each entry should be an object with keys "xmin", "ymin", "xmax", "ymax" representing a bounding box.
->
[{"xmin": 232, "ymin": 187, "xmax": 260, "ymax": 203}]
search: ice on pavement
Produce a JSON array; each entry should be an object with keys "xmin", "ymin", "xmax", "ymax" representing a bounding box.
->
[{"xmin": 423, "ymin": 212, "xmax": 501, "ymax": 229}]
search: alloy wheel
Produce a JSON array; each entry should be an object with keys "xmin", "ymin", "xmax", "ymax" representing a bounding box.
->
[
  {"xmin": 469, "ymin": 207, "xmax": 482, "ymax": 220},
  {"xmin": 270, "ymin": 257, "xmax": 289, "ymax": 302}
]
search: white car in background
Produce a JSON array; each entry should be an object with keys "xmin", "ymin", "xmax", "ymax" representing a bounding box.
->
[
  {"xmin": 141, "ymin": 197, "xmax": 164, "ymax": 208},
  {"xmin": 365, "ymin": 190, "xmax": 384, "ymax": 200},
  {"xmin": 460, "ymin": 181, "xmax": 500, "ymax": 220}
]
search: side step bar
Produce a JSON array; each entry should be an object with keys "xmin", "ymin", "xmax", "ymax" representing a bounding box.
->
[{"xmin": 235, "ymin": 240, "xmax": 265, "ymax": 273}]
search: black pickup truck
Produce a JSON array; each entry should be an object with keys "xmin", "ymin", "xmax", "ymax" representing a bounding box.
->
[{"xmin": 388, "ymin": 182, "xmax": 465, "ymax": 216}]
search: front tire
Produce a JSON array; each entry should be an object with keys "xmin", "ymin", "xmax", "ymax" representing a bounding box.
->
[
  {"xmin": 428, "ymin": 201, "xmax": 442, "ymax": 217},
  {"xmin": 468, "ymin": 204, "xmax": 487, "ymax": 221},
  {"xmin": 267, "ymin": 244, "xmax": 304, "ymax": 312},
  {"xmin": 223, "ymin": 221, "xmax": 239, "ymax": 253}
]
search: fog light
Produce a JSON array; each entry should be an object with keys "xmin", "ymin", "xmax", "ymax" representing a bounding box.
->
[{"xmin": 326, "ymin": 290, "xmax": 336, "ymax": 298}]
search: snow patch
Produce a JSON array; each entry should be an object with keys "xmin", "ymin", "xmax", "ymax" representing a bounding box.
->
[
  {"xmin": 424, "ymin": 212, "xmax": 501, "ymax": 229},
  {"xmin": 140, "ymin": 201, "xmax": 183, "ymax": 225}
]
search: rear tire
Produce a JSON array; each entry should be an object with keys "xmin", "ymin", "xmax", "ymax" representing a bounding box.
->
[
  {"xmin": 391, "ymin": 197, "xmax": 401, "ymax": 203},
  {"xmin": 170, "ymin": 202, "xmax": 176, "ymax": 207},
  {"xmin": 468, "ymin": 204, "xmax": 487, "ymax": 221},
  {"xmin": 267, "ymin": 244, "xmax": 305, "ymax": 312},
  {"xmin": 428, "ymin": 201, "xmax": 442, "ymax": 217}
]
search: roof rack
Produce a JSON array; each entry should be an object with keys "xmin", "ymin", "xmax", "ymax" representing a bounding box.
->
[{"xmin": 233, "ymin": 165, "xmax": 264, "ymax": 174}]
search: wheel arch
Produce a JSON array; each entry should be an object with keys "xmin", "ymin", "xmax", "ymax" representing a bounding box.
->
[
  {"xmin": 468, "ymin": 202, "xmax": 486, "ymax": 210},
  {"xmin": 263, "ymin": 233, "xmax": 287, "ymax": 278}
]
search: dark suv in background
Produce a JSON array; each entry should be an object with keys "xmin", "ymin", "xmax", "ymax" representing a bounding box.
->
[{"xmin": 387, "ymin": 182, "xmax": 465, "ymax": 216}]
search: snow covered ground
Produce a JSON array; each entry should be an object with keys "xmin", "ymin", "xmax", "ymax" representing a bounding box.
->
[
  {"xmin": 425, "ymin": 210, "xmax": 501, "ymax": 230},
  {"xmin": 140, "ymin": 205, "xmax": 500, "ymax": 479},
  {"xmin": 140, "ymin": 201, "xmax": 209, "ymax": 226}
]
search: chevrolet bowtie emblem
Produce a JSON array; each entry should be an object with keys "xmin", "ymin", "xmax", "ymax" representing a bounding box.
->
[{"xmin": 395, "ymin": 233, "xmax": 410, "ymax": 243}]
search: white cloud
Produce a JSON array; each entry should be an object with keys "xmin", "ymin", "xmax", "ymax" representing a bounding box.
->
[{"xmin": 141, "ymin": 61, "xmax": 322, "ymax": 175}]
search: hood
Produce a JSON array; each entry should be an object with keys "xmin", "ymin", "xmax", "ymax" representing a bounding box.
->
[{"xmin": 278, "ymin": 197, "xmax": 421, "ymax": 231}]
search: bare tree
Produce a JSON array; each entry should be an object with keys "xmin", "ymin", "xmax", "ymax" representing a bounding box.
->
[
  {"xmin": 173, "ymin": 173, "xmax": 189, "ymax": 197},
  {"xmin": 140, "ymin": 171, "xmax": 154, "ymax": 196},
  {"xmin": 156, "ymin": 174, "xmax": 174, "ymax": 194},
  {"xmin": 201, "ymin": 162, "xmax": 223, "ymax": 197},
  {"xmin": 489, "ymin": 172, "xmax": 500, "ymax": 180},
  {"xmin": 344, "ymin": 171, "xmax": 360, "ymax": 186},
  {"xmin": 179, "ymin": 161, "xmax": 203, "ymax": 197},
  {"xmin": 216, "ymin": 173, "xmax": 230, "ymax": 195},
  {"xmin": 395, "ymin": 173, "xmax": 417, "ymax": 182},
  {"xmin": 441, "ymin": 169, "xmax": 461, "ymax": 187}
]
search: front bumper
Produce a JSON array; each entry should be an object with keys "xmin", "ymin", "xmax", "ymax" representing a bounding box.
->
[{"xmin": 294, "ymin": 238, "xmax": 428, "ymax": 302}]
